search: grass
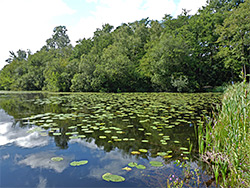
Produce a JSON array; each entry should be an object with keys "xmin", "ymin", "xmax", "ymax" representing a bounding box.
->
[{"xmin": 198, "ymin": 81, "xmax": 250, "ymax": 187}]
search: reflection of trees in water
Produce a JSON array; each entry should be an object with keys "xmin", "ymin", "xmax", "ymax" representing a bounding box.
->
[
  {"xmin": 0, "ymin": 92, "xmax": 217, "ymax": 154},
  {"xmin": 0, "ymin": 92, "xmax": 220, "ymax": 186}
]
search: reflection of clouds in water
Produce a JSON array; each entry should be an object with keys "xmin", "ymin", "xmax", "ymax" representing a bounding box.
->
[
  {"xmin": 2, "ymin": 154, "xmax": 10, "ymax": 160},
  {"xmin": 88, "ymin": 149, "xmax": 136, "ymax": 180},
  {"xmin": 0, "ymin": 122, "xmax": 49, "ymax": 148},
  {"xmin": 37, "ymin": 176, "xmax": 47, "ymax": 188},
  {"xmin": 70, "ymin": 139, "xmax": 104, "ymax": 150},
  {"xmin": 18, "ymin": 152, "xmax": 72, "ymax": 173},
  {"xmin": 69, "ymin": 138, "xmax": 134, "ymax": 179},
  {"xmin": 0, "ymin": 109, "xmax": 13, "ymax": 122}
]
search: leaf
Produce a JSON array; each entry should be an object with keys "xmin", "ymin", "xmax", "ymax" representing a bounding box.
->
[
  {"xmin": 139, "ymin": 149, "xmax": 148, "ymax": 153},
  {"xmin": 53, "ymin": 132, "xmax": 61, "ymax": 136},
  {"xmin": 70, "ymin": 160, "xmax": 88, "ymax": 166},
  {"xmin": 128, "ymin": 162, "xmax": 138, "ymax": 167},
  {"xmin": 157, "ymin": 152, "xmax": 168, "ymax": 156},
  {"xmin": 131, "ymin": 151, "xmax": 140, "ymax": 155},
  {"xmin": 51, "ymin": 157, "xmax": 63, "ymax": 162},
  {"xmin": 102, "ymin": 173, "xmax": 125, "ymax": 182},
  {"xmin": 136, "ymin": 165, "xmax": 146, "ymax": 169},
  {"xmin": 99, "ymin": 136, "xmax": 107, "ymax": 139},
  {"xmin": 122, "ymin": 167, "xmax": 132, "ymax": 171},
  {"xmin": 149, "ymin": 161, "xmax": 163, "ymax": 167}
]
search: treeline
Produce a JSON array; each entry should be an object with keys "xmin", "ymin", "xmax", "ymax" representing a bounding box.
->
[{"xmin": 0, "ymin": 0, "xmax": 249, "ymax": 92}]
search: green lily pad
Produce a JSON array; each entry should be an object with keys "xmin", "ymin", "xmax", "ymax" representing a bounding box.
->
[
  {"xmin": 51, "ymin": 157, "xmax": 63, "ymax": 162},
  {"xmin": 139, "ymin": 149, "xmax": 148, "ymax": 153},
  {"xmin": 53, "ymin": 132, "xmax": 61, "ymax": 136},
  {"xmin": 164, "ymin": 155, "xmax": 172, "ymax": 159},
  {"xmin": 69, "ymin": 136, "xmax": 79, "ymax": 139},
  {"xmin": 131, "ymin": 151, "xmax": 140, "ymax": 155},
  {"xmin": 136, "ymin": 165, "xmax": 146, "ymax": 169},
  {"xmin": 99, "ymin": 136, "xmax": 107, "ymax": 139},
  {"xmin": 102, "ymin": 173, "xmax": 125, "ymax": 182},
  {"xmin": 70, "ymin": 160, "xmax": 88, "ymax": 166},
  {"xmin": 128, "ymin": 162, "xmax": 138, "ymax": 167},
  {"xmin": 104, "ymin": 130, "xmax": 111, "ymax": 133},
  {"xmin": 149, "ymin": 161, "xmax": 163, "ymax": 167},
  {"xmin": 157, "ymin": 152, "xmax": 168, "ymax": 156}
]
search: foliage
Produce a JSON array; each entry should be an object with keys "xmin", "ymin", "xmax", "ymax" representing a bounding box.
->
[
  {"xmin": 171, "ymin": 75, "xmax": 189, "ymax": 92},
  {"xmin": 216, "ymin": 0, "xmax": 250, "ymax": 79},
  {"xmin": 198, "ymin": 81, "xmax": 250, "ymax": 187}
]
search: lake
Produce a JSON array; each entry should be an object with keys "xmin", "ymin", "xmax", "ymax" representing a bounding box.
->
[{"xmin": 0, "ymin": 92, "xmax": 221, "ymax": 187}]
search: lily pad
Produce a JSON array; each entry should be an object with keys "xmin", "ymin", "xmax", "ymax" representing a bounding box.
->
[
  {"xmin": 102, "ymin": 173, "xmax": 125, "ymax": 182},
  {"xmin": 99, "ymin": 136, "xmax": 107, "ymax": 139},
  {"xmin": 139, "ymin": 149, "xmax": 148, "ymax": 153},
  {"xmin": 53, "ymin": 132, "xmax": 61, "ymax": 136},
  {"xmin": 136, "ymin": 165, "xmax": 146, "ymax": 169},
  {"xmin": 122, "ymin": 167, "xmax": 132, "ymax": 171},
  {"xmin": 149, "ymin": 161, "xmax": 163, "ymax": 167},
  {"xmin": 128, "ymin": 162, "xmax": 138, "ymax": 167},
  {"xmin": 157, "ymin": 152, "xmax": 168, "ymax": 156},
  {"xmin": 51, "ymin": 157, "xmax": 63, "ymax": 162},
  {"xmin": 131, "ymin": 151, "xmax": 140, "ymax": 155},
  {"xmin": 164, "ymin": 155, "xmax": 172, "ymax": 159},
  {"xmin": 70, "ymin": 160, "xmax": 88, "ymax": 166}
]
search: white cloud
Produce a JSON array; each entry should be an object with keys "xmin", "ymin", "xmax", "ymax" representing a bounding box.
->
[
  {"xmin": 69, "ymin": 0, "xmax": 176, "ymax": 43},
  {"xmin": 0, "ymin": 0, "xmax": 208, "ymax": 70},
  {"xmin": 18, "ymin": 152, "xmax": 72, "ymax": 173},
  {"xmin": 0, "ymin": 122, "xmax": 49, "ymax": 148},
  {"xmin": 0, "ymin": 0, "xmax": 75, "ymax": 69}
]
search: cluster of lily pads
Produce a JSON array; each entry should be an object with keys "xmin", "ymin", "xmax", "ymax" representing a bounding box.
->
[
  {"xmin": 50, "ymin": 156, "xmax": 167, "ymax": 183},
  {"xmin": 22, "ymin": 93, "xmax": 220, "ymax": 160}
]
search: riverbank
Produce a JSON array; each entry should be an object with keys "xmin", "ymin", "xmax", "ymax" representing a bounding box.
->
[{"xmin": 199, "ymin": 82, "xmax": 250, "ymax": 187}]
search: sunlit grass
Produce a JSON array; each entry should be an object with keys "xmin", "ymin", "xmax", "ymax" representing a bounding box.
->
[{"xmin": 199, "ymin": 82, "xmax": 250, "ymax": 187}]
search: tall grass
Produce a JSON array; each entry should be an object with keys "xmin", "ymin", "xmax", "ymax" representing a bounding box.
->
[{"xmin": 198, "ymin": 81, "xmax": 250, "ymax": 187}]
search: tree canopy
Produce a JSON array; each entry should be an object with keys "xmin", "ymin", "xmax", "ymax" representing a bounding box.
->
[{"xmin": 1, "ymin": 0, "xmax": 249, "ymax": 92}]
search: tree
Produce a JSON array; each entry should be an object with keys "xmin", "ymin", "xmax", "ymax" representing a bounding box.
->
[
  {"xmin": 5, "ymin": 49, "xmax": 30, "ymax": 63},
  {"xmin": 44, "ymin": 26, "xmax": 71, "ymax": 50},
  {"xmin": 216, "ymin": 0, "xmax": 250, "ymax": 80}
]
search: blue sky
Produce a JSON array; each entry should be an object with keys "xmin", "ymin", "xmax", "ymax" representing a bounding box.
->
[{"xmin": 0, "ymin": 0, "xmax": 207, "ymax": 69}]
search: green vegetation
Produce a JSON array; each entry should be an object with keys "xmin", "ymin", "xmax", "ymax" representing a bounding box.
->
[
  {"xmin": 51, "ymin": 157, "xmax": 64, "ymax": 162},
  {"xmin": 1, "ymin": 0, "xmax": 249, "ymax": 92},
  {"xmin": 198, "ymin": 81, "xmax": 250, "ymax": 187},
  {"xmin": 102, "ymin": 173, "xmax": 125, "ymax": 182},
  {"xmin": 70, "ymin": 160, "xmax": 88, "ymax": 166}
]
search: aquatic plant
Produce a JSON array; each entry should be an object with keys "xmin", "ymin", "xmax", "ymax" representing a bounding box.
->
[
  {"xmin": 198, "ymin": 82, "xmax": 250, "ymax": 187},
  {"xmin": 102, "ymin": 173, "xmax": 125, "ymax": 182}
]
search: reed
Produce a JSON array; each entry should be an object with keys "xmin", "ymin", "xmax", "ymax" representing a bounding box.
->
[{"xmin": 199, "ymin": 81, "xmax": 250, "ymax": 187}]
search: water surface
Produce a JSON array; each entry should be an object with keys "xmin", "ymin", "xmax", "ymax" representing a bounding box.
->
[{"xmin": 0, "ymin": 92, "xmax": 221, "ymax": 187}]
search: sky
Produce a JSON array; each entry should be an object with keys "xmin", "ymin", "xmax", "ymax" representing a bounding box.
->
[{"xmin": 0, "ymin": 0, "xmax": 208, "ymax": 70}]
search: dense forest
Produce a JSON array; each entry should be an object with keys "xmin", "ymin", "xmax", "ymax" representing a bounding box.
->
[{"xmin": 0, "ymin": 0, "xmax": 249, "ymax": 93}]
